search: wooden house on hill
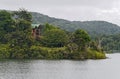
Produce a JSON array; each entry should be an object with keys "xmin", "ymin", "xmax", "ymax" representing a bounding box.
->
[{"xmin": 32, "ymin": 24, "xmax": 44, "ymax": 39}]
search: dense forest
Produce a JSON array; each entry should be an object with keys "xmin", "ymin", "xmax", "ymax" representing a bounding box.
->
[
  {"xmin": 31, "ymin": 12, "xmax": 120, "ymax": 37},
  {"xmin": 31, "ymin": 12, "xmax": 120, "ymax": 52},
  {"xmin": 101, "ymin": 34, "xmax": 120, "ymax": 53},
  {"xmin": 0, "ymin": 9, "xmax": 106, "ymax": 59}
]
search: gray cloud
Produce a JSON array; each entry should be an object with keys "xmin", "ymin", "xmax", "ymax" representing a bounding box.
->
[
  {"xmin": 0, "ymin": 0, "xmax": 120, "ymax": 25},
  {"xmin": 0, "ymin": 0, "xmax": 118, "ymax": 9}
]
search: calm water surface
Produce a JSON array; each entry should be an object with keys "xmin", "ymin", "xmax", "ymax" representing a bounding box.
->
[{"xmin": 0, "ymin": 54, "xmax": 120, "ymax": 79}]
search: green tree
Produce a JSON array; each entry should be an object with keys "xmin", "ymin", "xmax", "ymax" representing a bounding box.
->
[
  {"xmin": 0, "ymin": 10, "xmax": 15, "ymax": 43},
  {"xmin": 0, "ymin": 10, "xmax": 14, "ymax": 32},
  {"xmin": 43, "ymin": 23, "xmax": 59, "ymax": 32},
  {"xmin": 13, "ymin": 8, "xmax": 32, "ymax": 22},
  {"xmin": 13, "ymin": 9, "xmax": 32, "ymax": 31},
  {"xmin": 16, "ymin": 19, "xmax": 31, "ymax": 31},
  {"xmin": 10, "ymin": 9, "xmax": 33, "ymax": 47},
  {"xmin": 42, "ymin": 29, "xmax": 68, "ymax": 47},
  {"xmin": 73, "ymin": 29, "xmax": 90, "ymax": 50},
  {"xmin": 89, "ymin": 41, "xmax": 99, "ymax": 50},
  {"xmin": 8, "ymin": 9, "xmax": 33, "ymax": 58}
]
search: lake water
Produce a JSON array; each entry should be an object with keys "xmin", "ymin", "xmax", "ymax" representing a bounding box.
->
[{"xmin": 0, "ymin": 53, "xmax": 120, "ymax": 79}]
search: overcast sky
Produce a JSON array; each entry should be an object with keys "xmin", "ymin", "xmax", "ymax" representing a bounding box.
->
[{"xmin": 1, "ymin": 0, "xmax": 120, "ymax": 25}]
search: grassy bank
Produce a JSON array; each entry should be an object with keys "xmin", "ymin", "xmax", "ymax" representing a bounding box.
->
[{"xmin": 0, "ymin": 44, "xmax": 106, "ymax": 59}]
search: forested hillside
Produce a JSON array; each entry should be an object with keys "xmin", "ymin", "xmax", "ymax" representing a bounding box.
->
[
  {"xmin": 0, "ymin": 10, "xmax": 120, "ymax": 53},
  {"xmin": 101, "ymin": 34, "xmax": 120, "ymax": 52},
  {"xmin": 31, "ymin": 12, "xmax": 120, "ymax": 37},
  {"xmin": 0, "ymin": 9, "xmax": 106, "ymax": 59}
]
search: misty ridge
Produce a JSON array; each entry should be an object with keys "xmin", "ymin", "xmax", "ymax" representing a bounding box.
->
[
  {"xmin": 2, "ymin": 9, "xmax": 120, "ymax": 37},
  {"xmin": 31, "ymin": 12, "xmax": 120, "ymax": 37}
]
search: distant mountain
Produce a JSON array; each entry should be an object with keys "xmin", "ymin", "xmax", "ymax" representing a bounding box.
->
[{"xmin": 31, "ymin": 12, "xmax": 120, "ymax": 37}]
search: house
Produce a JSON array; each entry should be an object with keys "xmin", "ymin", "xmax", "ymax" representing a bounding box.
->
[{"xmin": 32, "ymin": 24, "xmax": 44, "ymax": 39}]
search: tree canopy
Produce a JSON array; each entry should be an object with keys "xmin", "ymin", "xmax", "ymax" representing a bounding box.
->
[
  {"xmin": 73, "ymin": 29, "xmax": 90, "ymax": 50},
  {"xmin": 0, "ymin": 9, "xmax": 106, "ymax": 59},
  {"xmin": 42, "ymin": 28, "xmax": 68, "ymax": 47}
]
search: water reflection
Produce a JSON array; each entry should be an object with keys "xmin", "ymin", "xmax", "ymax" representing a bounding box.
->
[{"xmin": 0, "ymin": 54, "xmax": 119, "ymax": 79}]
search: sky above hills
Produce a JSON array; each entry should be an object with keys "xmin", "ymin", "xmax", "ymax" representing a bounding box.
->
[{"xmin": 1, "ymin": 0, "xmax": 120, "ymax": 25}]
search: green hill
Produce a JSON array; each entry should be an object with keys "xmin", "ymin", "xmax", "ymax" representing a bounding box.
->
[{"xmin": 31, "ymin": 12, "xmax": 120, "ymax": 37}]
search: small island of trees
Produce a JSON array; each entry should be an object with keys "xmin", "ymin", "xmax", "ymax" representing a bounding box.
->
[{"xmin": 0, "ymin": 9, "xmax": 106, "ymax": 59}]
